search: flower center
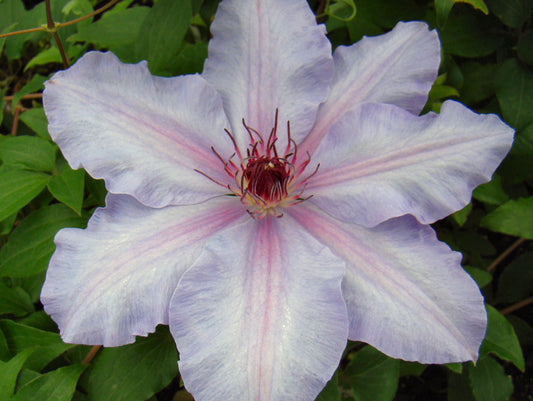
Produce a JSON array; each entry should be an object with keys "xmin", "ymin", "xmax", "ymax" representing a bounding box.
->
[
  {"xmin": 198, "ymin": 110, "xmax": 318, "ymax": 219},
  {"xmin": 242, "ymin": 157, "xmax": 290, "ymax": 202}
]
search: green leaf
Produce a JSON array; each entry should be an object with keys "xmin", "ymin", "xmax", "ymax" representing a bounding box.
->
[
  {"xmin": 0, "ymin": 320, "xmax": 76, "ymax": 371},
  {"xmin": 0, "ymin": 23, "xmax": 16, "ymax": 59},
  {"xmin": 467, "ymin": 357, "xmax": 513, "ymax": 401},
  {"xmin": 0, "ymin": 282, "xmax": 34, "ymax": 317},
  {"xmin": 0, "ymin": 329, "xmax": 10, "ymax": 361},
  {"xmin": 62, "ymin": 0, "xmax": 94, "ymax": 24},
  {"xmin": 516, "ymin": 30, "xmax": 533, "ymax": 66},
  {"xmin": 11, "ymin": 364, "xmax": 87, "ymax": 401},
  {"xmin": 428, "ymin": 84, "xmax": 460, "ymax": 102},
  {"xmin": 472, "ymin": 175, "xmax": 508, "ymax": 205},
  {"xmin": 134, "ymin": 0, "xmax": 193, "ymax": 75},
  {"xmin": 445, "ymin": 363, "xmax": 464, "ymax": 374},
  {"xmin": 451, "ymin": 203, "xmax": 472, "ymax": 226},
  {"xmin": 0, "ymin": 348, "xmax": 34, "ymax": 400},
  {"xmin": 459, "ymin": 62, "xmax": 495, "ymax": 104},
  {"xmin": 11, "ymin": 75, "xmax": 47, "ymax": 108},
  {"xmin": 0, "ymin": 136, "xmax": 57, "ymax": 172},
  {"xmin": 86, "ymin": 326, "xmax": 178, "ymax": 401},
  {"xmin": 457, "ymin": 0, "xmax": 488, "ymax": 12},
  {"xmin": 0, "ymin": 213, "xmax": 17, "ymax": 236},
  {"xmin": 448, "ymin": 371, "xmax": 476, "ymax": 401},
  {"xmin": 399, "ymin": 361, "xmax": 427, "ymax": 376},
  {"xmin": 159, "ymin": 42, "xmax": 208, "ymax": 77},
  {"xmin": 435, "ymin": 0, "xmax": 488, "ymax": 26},
  {"xmin": 494, "ymin": 58, "xmax": 533, "ymax": 130},
  {"xmin": 24, "ymin": 47, "xmax": 62, "ymax": 71},
  {"xmin": 84, "ymin": 176, "xmax": 107, "ymax": 208},
  {"xmin": 481, "ymin": 196, "xmax": 533, "ymax": 239},
  {"xmin": 507, "ymin": 315, "xmax": 533, "ymax": 347},
  {"xmin": 0, "ymin": 204, "xmax": 86, "ymax": 278},
  {"xmin": 344, "ymin": 0, "xmax": 423, "ymax": 41},
  {"xmin": 13, "ymin": 369, "xmax": 41, "ymax": 392},
  {"xmin": 18, "ymin": 108, "xmax": 51, "ymax": 139},
  {"xmin": 438, "ymin": 7, "xmax": 503, "ymax": 57},
  {"xmin": 0, "ymin": 167, "xmax": 50, "ymax": 221},
  {"xmin": 484, "ymin": 0, "xmax": 533, "ymax": 28},
  {"xmin": 463, "ymin": 266, "xmax": 492, "ymax": 288},
  {"xmin": 316, "ymin": 372, "xmax": 340, "ymax": 401},
  {"xmin": 326, "ymin": 0, "xmax": 357, "ymax": 22},
  {"xmin": 48, "ymin": 165, "xmax": 85, "ymax": 215},
  {"xmin": 18, "ymin": 311, "xmax": 59, "ymax": 332},
  {"xmin": 496, "ymin": 252, "xmax": 533, "ymax": 303},
  {"xmin": 479, "ymin": 305, "xmax": 525, "ymax": 371},
  {"xmin": 435, "ymin": 0, "xmax": 455, "ymax": 26},
  {"xmin": 68, "ymin": 6, "xmax": 150, "ymax": 50},
  {"xmin": 0, "ymin": 0, "xmax": 43, "ymax": 60},
  {"xmin": 344, "ymin": 346, "xmax": 399, "ymax": 401},
  {"xmin": 499, "ymin": 121, "xmax": 533, "ymax": 183}
]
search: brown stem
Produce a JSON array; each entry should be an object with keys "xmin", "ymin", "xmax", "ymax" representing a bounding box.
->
[
  {"xmin": 11, "ymin": 106, "xmax": 21, "ymax": 136},
  {"xmin": 3, "ymin": 93, "xmax": 43, "ymax": 102},
  {"xmin": 0, "ymin": 0, "xmax": 121, "ymax": 43},
  {"xmin": 58, "ymin": 0, "xmax": 122, "ymax": 29},
  {"xmin": 487, "ymin": 238, "xmax": 527, "ymax": 272},
  {"xmin": 82, "ymin": 345, "xmax": 102, "ymax": 364},
  {"xmin": 316, "ymin": 0, "xmax": 328, "ymax": 16},
  {"xmin": 45, "ymin": 0, "xmax": 69, "ymax": 68},
  {"xmin": 500, "ymin": 295, "xmax": 533, "ymax": 315},
  {"xmin": 0, "ymin": 26, "xmax": 44, "ymax": 39}
]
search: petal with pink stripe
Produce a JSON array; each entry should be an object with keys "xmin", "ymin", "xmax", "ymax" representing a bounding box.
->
[
  {"xmin": 44, "ymin": 52, "xmax": 233, "ymax": 208},
  {"xmin": 41, "ymin": 195, "xmax": 244, "ymax": 346},
  {"xmin": 203, "ymin": 0, "xmax": 333, "ymax": 150},
  {"xmin": 289, "ymin": 204, "xmax": 487, "ymax": 363},
  {"xmin": 301, "ymin": 21, "xmax": 440, "ymax": 154},
  {"xmin": 308, "ymin": 101, "xmax": 514, "ymax": 227},
  {"xmin": 170, "ymin": 216, "xmax": 348, "ymax": 401}
]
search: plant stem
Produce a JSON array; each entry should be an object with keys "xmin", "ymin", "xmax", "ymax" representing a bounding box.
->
[
  {"xmin": 82, "ymin": 345, "xmax": 102, "ymax": 364},
  {"xmin": 45, "ymin": 0, "xmax": 69, "ymax": 68},
  {"xmin": 0, "ymin": 27, "xmax": 43, "ymax": 39},
  {"xmin": 58, "ymin": 0, "xmax": 122, "ymax": 29},
  {"xmin": 500, "ymin": 295, "xmax": 533, "ymax": 315},
  {"xmin": 487, "ymin": 237, "xmax": 527, "ymax": 272},
  {"xmin": 3, "ymin": 93, "xmax": 43, "ymax": 102},
  {"xmin": 11, "ymin": 106, "xmax": 21, "ymax": 136}
]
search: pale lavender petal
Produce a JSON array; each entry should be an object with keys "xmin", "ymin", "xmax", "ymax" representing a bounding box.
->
[
  {"xmin": 290, "ymin": 204, "xmax": 487, "ymax": 363},
  {"xmin": 170, "ymin": 216, "xmax": 348, "ymax": 401},
  {"xmin": 44, "ymin": 51, "xmax": 234, "ymax": 208},
  {"xmin": 308, "ymin": 101, "xmax": 514, "ymax": 227},
  {"xmin": 41, "ymin": 195, "xmax": 244, "ymax": 346},
  {"xmin": 203, "ymin": 0, "xmax": 333, "ymax": 150},
  {"xmin": 301, "ymin": 21, "xmax": 440, "ymax": 154}
]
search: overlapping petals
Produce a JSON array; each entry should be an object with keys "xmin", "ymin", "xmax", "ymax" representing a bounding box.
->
[
  {"xmin": 40, "ymin": 0, "xmax": 515, "ymax": 398},
  {"xmin": 43, "ymin": 52, "xmax": 234, "ymax": 208},
  {"xmin": 203, "ymin": 0, "xmax": 333, "ymax": 149},
  {"xmin": 41, "ymin": 195, "xmax": 244, "ymax": 346},
  {"xmin": 170, "ymin": 217, "xmax": 348, "ymax": 401},
  {"xmin": 289, "ymin": 204, "xmax": 487, "ymax": 363},
  {"xmin": 308, "ymin": 101, "xmax": 514, "ymax": 227},
  {"xmin": 301, "ymin": 21, "xmax": 440, "ymax": 154}
]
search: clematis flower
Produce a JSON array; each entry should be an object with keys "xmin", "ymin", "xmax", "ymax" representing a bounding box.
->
[{"xmin": 40, "ymin": 0, "xmax": 514, "ymax": 400}]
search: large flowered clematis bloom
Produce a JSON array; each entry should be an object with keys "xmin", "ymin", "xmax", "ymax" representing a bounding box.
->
[{"xmin": 41, "ymin": 0, "xmax": 514, "ymax": 400}]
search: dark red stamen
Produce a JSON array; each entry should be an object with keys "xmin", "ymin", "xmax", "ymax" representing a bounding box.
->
[{"xmin": 196, "ymin": 109, "xmax": 319, "ymax": 218}]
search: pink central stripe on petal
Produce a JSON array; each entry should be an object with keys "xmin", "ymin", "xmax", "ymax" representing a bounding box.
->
[
  {"xmin": 62, "ymin": 201, "xmax": 244, "ymax": 333},
  {"xmin": 57, "ymin": 81, "xmax": 225, "ymax": 176},
  {"xmin": 307, "ymin": 134, "xmax": 494, "ymax": 190},
  {"xmin": 288, "ymin": 205, "xmax": 475, "ymax": 357},
  {"xmin": 246, "ymin": 218, "xmax": 283, "ymax": 400}
]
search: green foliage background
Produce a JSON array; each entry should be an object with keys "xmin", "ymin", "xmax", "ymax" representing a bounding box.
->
[{"xmin": 0, "ymin": 0, "xmax": 531, "ymax": 400}]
